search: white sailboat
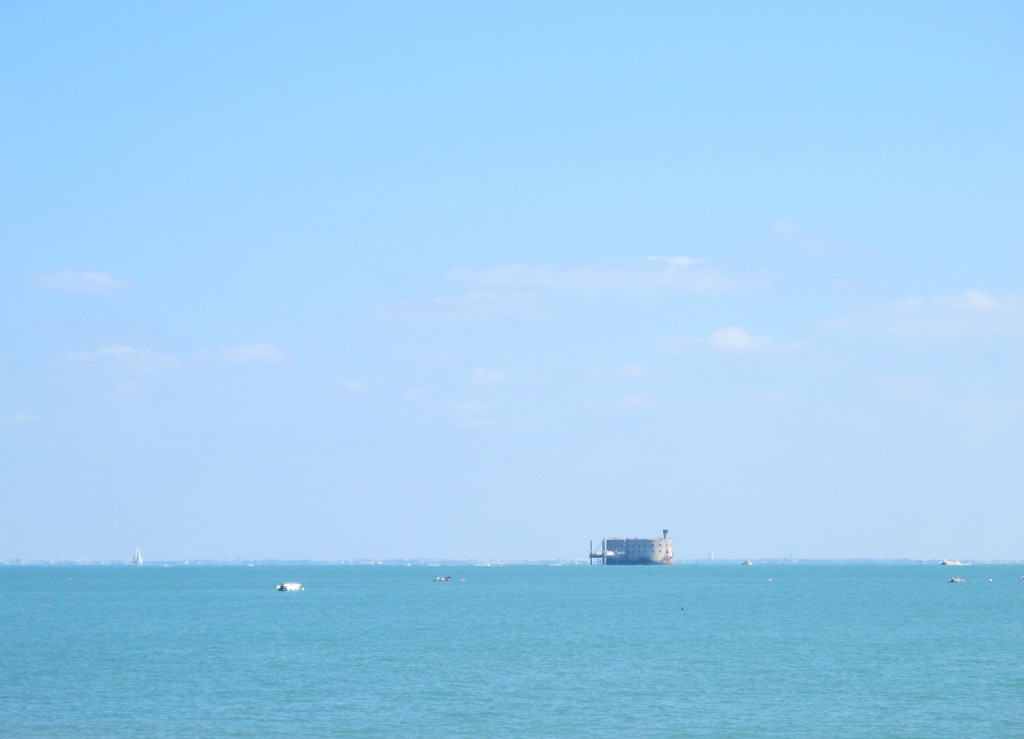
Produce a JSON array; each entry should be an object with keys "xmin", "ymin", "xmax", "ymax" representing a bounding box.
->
[{"xmin": 131, "ymin": 548, "xmax": 144, "ymax": 566}]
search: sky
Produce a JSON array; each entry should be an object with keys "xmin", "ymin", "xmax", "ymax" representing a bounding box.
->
[{"xmin": 2, "ymin": 2, "xmax": 1021, "ymax": 562}]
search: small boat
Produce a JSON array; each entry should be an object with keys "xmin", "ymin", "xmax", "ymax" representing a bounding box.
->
[
  {"xmin": 948, "ymin": 577, "xmax": 966, "ymax": 584},
  {"xmin": 130, "ymin": 548, "xmax": 144, "ymax": 566},
  {"xmin": 940, "ymin": 559, "xmax": 967, "ymax": 566},
  {"xmin": 276, "ymin": 582, "xmax": 303, "ymax": 591},
  {"xmin": 741, "ymin": 560, "xmax": 753, "ymax": 566},
  {"xmin": 433, "ymin": 576, "xmax": 451, "ymax": 582}
]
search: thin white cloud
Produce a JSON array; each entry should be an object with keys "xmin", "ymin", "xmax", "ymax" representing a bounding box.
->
[
  {"xmin": 830, "ymin": 289, "xmax": 1022, "ymax": 336},
  {"xmin": 660, "ymin": 326, "xmax": 772, "ymax": 354},
  {"xmin": 449, "ymin": 258, "xmax": 741, "ymax": 294},
  {"xmin": 35, "ymin": 270, "xmax": 132, "ymax": 293},
  {"xmin": 646, "ymin": 256, "xmax": 705, "ymax": 269},
  {"xmin": 65, "ymin": 345, "xmax": 181, "ymax": 372},
  {"xmin": 198, "ymin": 343, "xmax": 285, "ymax": 365},
  {"xmin": 377, "ymin": 258, "xmax": 752, "ymax": 322},
  {"xmin": 614, "ymin": 363, "xmax": 651, "ymax": 379},
  {"xmin": 471, "ymin": 369, "xmax": 510, "ymax": 386},
  {"xmin": 338, "ymin": 380, "xmax": 370, "ymax": 394},
  {"xmin": 433, "ymin": 399, "xmax": 498, "ymax": 430},
  {"xmin": 709, "ymin": 327, "xmax": 771, "ymax": 352},
  {"xmin": 953, "ymin": 289, "xmax": 1000, "ymax": 312},
  {"xmin": 375, "ymin": 290, "xmax": 543, "ymax": 323},
  {"xmin": 620, "ymin": 393, "xmax": 656, "ymax": 411}
]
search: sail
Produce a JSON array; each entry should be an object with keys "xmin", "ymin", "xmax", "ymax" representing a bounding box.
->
[{"xmin": 131, "ymin": 548, "xmax": 144, "ymax": 565}]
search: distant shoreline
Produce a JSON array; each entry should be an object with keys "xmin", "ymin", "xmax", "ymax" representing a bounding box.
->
[{"xmin": 3, "ymin": 558, "xmax": 1023, "ymax": 567}]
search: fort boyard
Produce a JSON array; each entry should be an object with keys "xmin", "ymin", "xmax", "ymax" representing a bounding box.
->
[{"xmin": 590, "ymin": 530, "xmax": 673, "ymax": 565}]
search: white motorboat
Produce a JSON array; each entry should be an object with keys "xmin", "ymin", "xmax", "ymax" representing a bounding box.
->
[{"xmin": 276, "ymin": 582, "xmax": 303, "ymax": 591}]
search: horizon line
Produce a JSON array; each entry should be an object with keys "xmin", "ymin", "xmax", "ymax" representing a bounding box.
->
[{"xmin": 4, "ymin": 557, "xmax": 1024, "ymax": 566}]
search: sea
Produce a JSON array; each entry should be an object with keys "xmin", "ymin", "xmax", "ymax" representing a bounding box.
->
[{"xmin": 3, "ymin": 563, "xmax": 1022, "ymax": 738}]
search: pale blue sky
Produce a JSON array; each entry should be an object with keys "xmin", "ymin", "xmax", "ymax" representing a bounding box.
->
[{"xmin": 2, "ymin": 2, "xmax": 1021, "ymax": 562}]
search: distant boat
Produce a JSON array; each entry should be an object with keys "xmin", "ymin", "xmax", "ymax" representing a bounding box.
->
[
  {"xmin": 940, "ymin": 559, "xmax": 968, "ymax": 566},
  {"xmin": 276, "ymin": 582, "xmax": 303, "ymax": 591},
  {"xmin": 741, "ymin": 560, "xmax": 753, "ymax": 566},
  {"xmin": 130, "ymin": 548, "xmax": 143, "ymax": 566},
  {"xmin": 948, "ymin": 577, "xmax": 967, "ymax": 584},
  {"xmin": 433, "ymin": 576, "xmax": 451, "ymax": 582}
]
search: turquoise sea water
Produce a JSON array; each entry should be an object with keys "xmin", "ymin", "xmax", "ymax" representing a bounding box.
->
[{"xmin": 3, "ymin": 564, "xmax": 1022, "ymax": 737}]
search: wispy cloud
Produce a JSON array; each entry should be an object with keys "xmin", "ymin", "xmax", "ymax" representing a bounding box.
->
[
  {"xmin": 197, "ymin": 343, "xmax": 286, "ymax": 365},
  {"xmin": 52, "ymin": 345, "xmax": 180, "ymax": 403},
  {"xmin": 620, "ymin": 393, "xmax": 656, "ymax": 411},
  {"xmin": 378, "ymin": 258, "xmax": 750, "ymax": 323},
  {"xmin": 613, "ymin": 363, "xmax": 652, "ymax": 379},
  {"xmin": 709, "ymin": 327, "xmax": 771, "ymax": 352},
  {"xmin": 471, "ymin": 368, "xmax": 510, "ymax": 386},
  {"xmin": 646, "ymin": 256, "xmax": 705, "ymax": 269},
  {"xmin": 449, "ymin": 257, "xmax": 739, "ymax": 294},
  {"xmin": 337, "ymin": 380, "xmax": 370, "ymax": 394},
  {"xmin": 660, "ymin": 326, "xmax": 772, "ymax": 353},
  {"xmin": 65, "ymin": 345, "xmax": 181, "ymax": 372},
  {"xmin": 828, "ymin": 289, "xmax": 1022, "ymax": 335},
  {"xmin": 375, "ymin": 290, "xmax": 543, "ymax": 323},
  {"xmin": 34, "ymin": 270, "xmax": 132, "ymax": 293}
]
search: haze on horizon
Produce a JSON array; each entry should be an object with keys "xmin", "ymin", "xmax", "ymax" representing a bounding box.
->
[{"xmin": 2, "ymin": 2, "xmax": 1021, "ymax": 564}]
